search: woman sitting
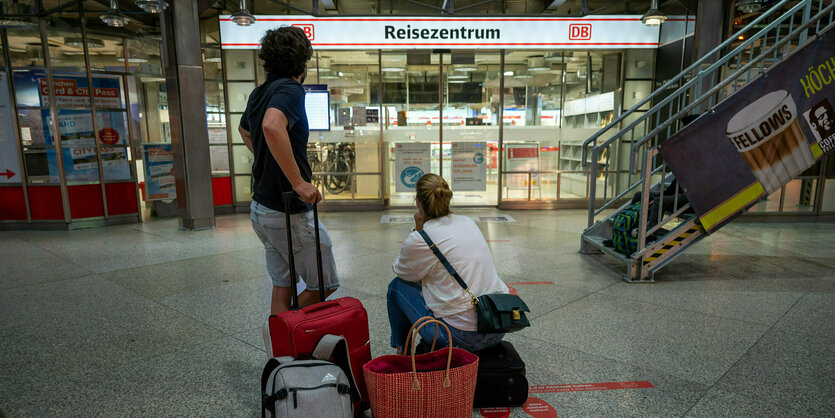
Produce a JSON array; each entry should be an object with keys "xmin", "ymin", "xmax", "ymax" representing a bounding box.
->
[{"xmin": 387, "ymin": 173, "xmax": 509, "ymax": 354}]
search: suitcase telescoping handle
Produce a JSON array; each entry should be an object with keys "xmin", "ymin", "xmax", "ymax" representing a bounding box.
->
[{"xmin": 282, "ymin": 191, "xmax": 326, "ymax": 310}]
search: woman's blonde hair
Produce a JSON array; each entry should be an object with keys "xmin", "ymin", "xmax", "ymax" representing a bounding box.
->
[{"xmin": 416, "ymin": 173, "xmax": 452, "ymax": 220}]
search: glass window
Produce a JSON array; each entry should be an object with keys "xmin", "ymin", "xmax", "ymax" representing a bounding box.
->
[
  {"xmin": 234, "ymin": 175, "xmax": 253, "ymax": 202},
  {"xmin": 233, "ymin": 145, "xmax": 253, "ymax": 174},
  {"xmin": 304, "ymin": 50, "xmax": 381, "ymax": 201},
  {"xmin": 225, "ymin": 50, "xmax": 255, "ymax": 80},
  {"xmin": 126, "ymin": 37, "xmax": 163, "ymax": 76},
  {"xmin": 227, "ymin": 81, "xmax": 254, "ymax": 112},
  {"xmin": 443, "ymin": 51, "xmax": 500, "ymax": 206},
  {"xmin": 625, "ymin": 49, "xmax": 654, "ymax": 79}
]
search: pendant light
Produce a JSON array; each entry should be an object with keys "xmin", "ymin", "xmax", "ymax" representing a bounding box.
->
[
  {"xmin": 101, "ymin": 0, "xmax": 129, "ymax": 27},
  {"xmin": 136, "ymin": 0, "xmax": 169, "ymax": 14},
  {"xmin": 641, "ymin": 0, "xmax": 667, "ymax": 26},
  {"xmin": 737, "ymin": 0, "xmax": 762, "ymax": 13},
  {"xmin": 231, "ymin": 0, "xmax": 256, "ymax": 27}
]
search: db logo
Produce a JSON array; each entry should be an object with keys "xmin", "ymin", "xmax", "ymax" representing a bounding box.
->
[
  {"xmin": 569, "ymin": 24, "xmax": 591, "ymax": 40},
  {"xmin": 292, "ymin": 24, "xmax": 315, "ymax": 41}
]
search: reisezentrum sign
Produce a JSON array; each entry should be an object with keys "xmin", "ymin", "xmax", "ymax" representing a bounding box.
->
[{"xmin": 219, "ymin": 15, "xmax": 668, "ymax": 50}]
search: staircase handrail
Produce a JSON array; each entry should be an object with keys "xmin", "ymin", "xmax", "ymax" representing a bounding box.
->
[
  {"xmin": 581, "ymin": 0, "xmax": 800, "ymax": 165},
  {"xmin": 630, "ymin": 0, "xmax": 833, "ymax": 153}
]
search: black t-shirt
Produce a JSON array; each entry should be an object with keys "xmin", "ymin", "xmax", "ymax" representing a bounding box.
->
[{"xmin": 240, "ymin": 75, "xmax": 311, "ymax": 214}]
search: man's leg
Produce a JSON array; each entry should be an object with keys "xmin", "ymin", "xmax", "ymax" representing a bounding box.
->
[
  {"xmin": 292, "ymin": 211, "xmax": 341, "ymax": 302},
  {"xmin": 297, "ymin": 288, "xmax": 338, "ymax": 307},
  {"xmin": 271, "ymin": 285, "xmax": 292, "ymax": 315}
]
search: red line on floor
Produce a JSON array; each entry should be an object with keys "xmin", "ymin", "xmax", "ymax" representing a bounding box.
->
[
  {"xmin": 509, "ymin": 281, "xmax": 555, "ymax": 285},
  {"xmin": 396, "ymin": 239, "xmax": 511, "ymax": 244},
  {"xmin": 529, "ymin": 381, "xmax": 654, "ymax": 393}
]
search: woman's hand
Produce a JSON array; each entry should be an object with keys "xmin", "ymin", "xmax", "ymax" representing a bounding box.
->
[{"xmin": 413, "ymin": 212, "xmax": 426, "ymax": 232}]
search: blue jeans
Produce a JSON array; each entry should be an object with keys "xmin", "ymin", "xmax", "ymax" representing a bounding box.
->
[{"xmin": 387, "ymin": 278, "xmax": 505, "ymax": 353}]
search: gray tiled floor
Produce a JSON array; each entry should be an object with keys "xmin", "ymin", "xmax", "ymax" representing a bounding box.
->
[{"xmin": 0, "ymin": 209, "xmax": 833, "ymax": 417}]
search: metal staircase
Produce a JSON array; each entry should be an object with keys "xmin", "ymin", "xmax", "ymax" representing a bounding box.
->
[{"xmin": 580, "ymin": 0, "xmax": 835, "ymax": 282}]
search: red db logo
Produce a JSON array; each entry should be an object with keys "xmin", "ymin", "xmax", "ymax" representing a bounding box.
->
[
  {"xmin": 569, "ymin": 24, "xmax": 591, "ymax": 40},
  {"xmin": 292, "ymin": 24, "xmax": 315, "ymax": 41}
]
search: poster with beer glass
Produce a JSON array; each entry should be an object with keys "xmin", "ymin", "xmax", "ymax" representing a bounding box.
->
[{"xmin": 660, "ymin": 30, "xmax": 835, "ymax": 233}]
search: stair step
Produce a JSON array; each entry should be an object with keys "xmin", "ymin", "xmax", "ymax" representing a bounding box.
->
[{"xmin": 581, "ymin": 234, "xmax": 631, "ymax": 264}]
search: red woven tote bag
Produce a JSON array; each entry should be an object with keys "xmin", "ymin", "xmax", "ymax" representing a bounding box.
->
[{"xmin": 363, "ymin": 317, "xmax": 479, "ymax": 418}]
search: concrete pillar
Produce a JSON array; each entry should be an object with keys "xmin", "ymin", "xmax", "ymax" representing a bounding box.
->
[
  {"xmin": 692, "ymin": 0, "xmax": 727, "ymax": 64},
  {"xmin": 161, "ymin": 1, "xmax": 215, "ymax": 230}
]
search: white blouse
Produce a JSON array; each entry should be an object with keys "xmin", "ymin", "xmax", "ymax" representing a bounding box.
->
[{"xmin": 392, "ymin": 214, "xmax": 509, "ymax": 331}]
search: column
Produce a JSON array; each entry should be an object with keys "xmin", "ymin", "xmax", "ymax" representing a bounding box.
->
[{"xmin": 161, "ymin": 1, "xmax": 215, "ymax": 230}]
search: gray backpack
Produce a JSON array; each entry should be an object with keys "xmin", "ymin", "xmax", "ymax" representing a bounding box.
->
[{"xmin": 261, "ymin": 335, "xmax": 358, "ymax": 418}]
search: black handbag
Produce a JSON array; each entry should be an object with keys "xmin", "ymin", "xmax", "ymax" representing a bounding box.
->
[{"xmin": 419, "ymin": 230, "xmax": 530, "ymax": 334}]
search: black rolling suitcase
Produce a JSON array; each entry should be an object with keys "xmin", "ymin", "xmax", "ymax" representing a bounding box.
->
[{"xmin": 473, "ymin": 341, "xmax": 528, "ymax": 408}]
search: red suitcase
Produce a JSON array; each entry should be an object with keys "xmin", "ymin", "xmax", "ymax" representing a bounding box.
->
[{"xmin": 262, "ymin": 192, "xmax": 371, "ymax": 415}]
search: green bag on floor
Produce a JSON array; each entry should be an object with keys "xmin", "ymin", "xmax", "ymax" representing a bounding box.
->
[{"xmin": 612, "ymin": 202, "xmax": 641, "ymax": 255}]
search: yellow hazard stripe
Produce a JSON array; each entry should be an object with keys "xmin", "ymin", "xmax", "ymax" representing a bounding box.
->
[
  {"xmin": 644, "ymin": 226, "xmax": 700, "ymax": 263},
  {"xmin": 699, "ymin": 182, "xmax": 764, "ymax": 232},
  {"xmin": 811, "ymin": 143, "xmax": 823, "ymax": 159}
]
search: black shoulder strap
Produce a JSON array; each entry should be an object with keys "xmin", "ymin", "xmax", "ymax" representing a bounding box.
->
[{"xmin": 418, "ymin": 230, "xmax": 469, "ymax": 291}]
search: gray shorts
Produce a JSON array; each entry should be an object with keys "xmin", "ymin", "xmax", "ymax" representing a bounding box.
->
[{"xmin": 250, "ymin": 201, "xmax": 340, "ymax": 291}]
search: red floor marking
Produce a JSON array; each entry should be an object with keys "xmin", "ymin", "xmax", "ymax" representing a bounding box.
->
[
  {"xmin": 508, "ymin": 286, "xmax": 518, "ymax": 295},
  {"xmin": 396, "ymin": 239, "xmax": 511, "ymax": 244},
  {"xmin": 509, "ymin": 281, "xmax": 555, "ymax": 285},
  {"xmin": 522, "ymin": 397, "xmax": 557, "ymax": 417},
  {"xmin": 530, "ymin": 381, "xmax": 654, "ymax": 393},
  {"xmin": 479, "ymin": 407, "xmax": 511, "ymax": 417}
]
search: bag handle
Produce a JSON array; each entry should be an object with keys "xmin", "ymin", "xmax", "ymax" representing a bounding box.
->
[
  {"xmin": 418, "ymin": 230, "xmax": 478, "ymax": 308},
  {"xmin": 404, "ymin": 317, "xmax": 453, "ymax": 391},
  {"xmin": 403, "ymin": 316, "xmax": 439, "ymax": 355}
]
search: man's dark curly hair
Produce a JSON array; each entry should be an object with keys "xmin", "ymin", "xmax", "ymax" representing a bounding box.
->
[{"xmin": 259, "ymin": 26, "xmax": 313, "ymax": 78}]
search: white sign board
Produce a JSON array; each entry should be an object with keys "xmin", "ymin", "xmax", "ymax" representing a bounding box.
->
[
  {"xmin": 0, "ymin": 72, "xmax": 22, "ymax": 183},
  {"xmin": 395, "ymin": 142, "xmax": 431, "ymax": 193},
  {"xmin": 505, "ymin": 143, "xmax": 540, "ymax": 189},
  {"xmin": 220, "ymin": 15, "xmax": 662, "ymax": 50},
  {"xmin": 451, "ymin": 142, "xmax": 487, "ymax": 191}
]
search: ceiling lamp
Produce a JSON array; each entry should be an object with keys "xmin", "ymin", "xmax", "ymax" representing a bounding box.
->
[
  {"xmin": 503, "ymin": 70, "xmax": 514, "ymax": 76},
  {"xmin": 382, "ymin": 66, "xmax": 405, "ymax": 72},
  {"xmin": 448, "ymin": 74, "xmax": 469, "ymax": 80},
  {"xmin": 136, "ymin": 0, "xmax": 169, "ymax": 13},
  {"xmin": 101, "ymin": 0, "xmax": 129, "ymax": 27},
  {"xmin": 64, "ymin": 37, "xmax": 105, "ymax": 49},
  {"xmin": 641, "ymin": 0, "xmax": 667, "ymax": 26},
  {"xmin": 544, "ymin": 53, "xmax": 563, "ymax": 62},
  {"xmin": 513, "ymin": 71, "xmax": 533, "ymax": 79},
  {"xmin": 737, "ymin": 0, "xmax": 762, "ymax": 13},
  {"xmin": 454, "ymin": 65, "xmax": 477, "ymax": 72},
  {"xmin": 231, "ymin": 0, "xmax": 256, "ymax": 27},
  {"xmin": 527, "ymin": 56, "xmax": 550, "ymax": 71}
]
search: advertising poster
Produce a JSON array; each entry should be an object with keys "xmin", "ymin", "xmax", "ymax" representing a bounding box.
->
[
  {"xmin": 505, "ymin": 143, "xmax": 540, "ymax": 189},
  {"xmin": 660, "ymin": 31, "xmax": 835, "ymax": 233},
  {"xmin": 451, "ymin": 142, "xmax": 487, "ymax": 191},
  {"xmin": 0, "ymin": 71, "xmax": 22, "ymax": 183},
  {"xmin": 395, "ymin": 142, "xmax": 431, "ymax": 192},
  {"xmin": 46, "ymin": 146, "xmax": 131, "ymax": 183},
  {"xmin": 210, "ymin": 146, "xmax": 230, "ymax": 173},
  {"xmin": 143, "ymin": 144, "xmax": 176, "ymax": 200}
]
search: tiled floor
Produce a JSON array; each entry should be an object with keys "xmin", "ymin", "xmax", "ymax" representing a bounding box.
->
[{"xmin": 1, "ymin": 209, "xmax": 833, "ymax": 417}]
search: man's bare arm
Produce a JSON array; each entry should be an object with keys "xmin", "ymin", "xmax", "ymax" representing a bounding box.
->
[
  {"xmin": 262, "ymin": 107, "xmax": 321, "ymax": 203},
  {"xmin": 239, "ymin": 125, "xmax": 253, "ymax": 153}
]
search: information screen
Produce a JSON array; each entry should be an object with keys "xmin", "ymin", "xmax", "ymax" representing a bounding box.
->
[{"xmin": 304, "ymin": 90, "xmax": 330, "ymax": 131}]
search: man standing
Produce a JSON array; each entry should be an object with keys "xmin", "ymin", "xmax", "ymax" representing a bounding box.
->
[{"xmin": 239, "ymin": 26, "xmax": 339, "ymax": 314}]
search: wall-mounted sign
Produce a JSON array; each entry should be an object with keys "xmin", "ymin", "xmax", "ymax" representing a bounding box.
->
[
  {"xmin": 143, "ymin": 144, "xmax": 176, "ymax": 200},
  {"xmin": 451, "ymin": 142, "xmax": 487, "ymax": 191},
  {"xmin": 395, "ymin": 142, "xmax": 430, "ymax": 193},
  {"xmin": 0, "ymin": 71, "xmax": 22, "ymax": 184},
  {"xmin": 219, "ymin": 15, "xmax": 663, "ymax": 50}
]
